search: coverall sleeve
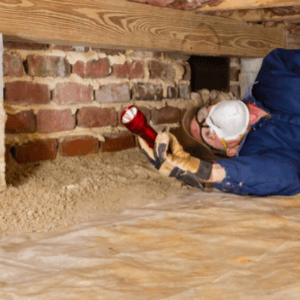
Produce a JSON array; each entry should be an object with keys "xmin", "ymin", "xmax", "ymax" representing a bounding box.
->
[
  {"xmin": 212, "ymin": 152, "xmax": 300, "ymax": 196},
  {"xmin": 254, "ymin": 48, "xmax": 300, "ymax": 116}
]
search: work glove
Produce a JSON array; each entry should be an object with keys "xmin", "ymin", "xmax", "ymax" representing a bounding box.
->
[{"xmin": 138, "ymin": 132, "xmax": 212, "ymax": 190}]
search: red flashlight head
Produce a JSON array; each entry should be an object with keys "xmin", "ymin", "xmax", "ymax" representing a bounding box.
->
[{"xmin": 121, "ymin": 106, "xmax": 157, "ymax": 148}]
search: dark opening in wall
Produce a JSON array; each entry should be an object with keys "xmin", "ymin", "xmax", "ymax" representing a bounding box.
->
[{"xmin": 188, "ymin": 56, "xmax": 230, "ymax": 92}]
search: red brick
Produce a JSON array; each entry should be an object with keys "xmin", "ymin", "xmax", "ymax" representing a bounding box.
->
[
  {"xmin": 26, "ymin": 55, "xmax": 71, "ymax": 77},
  {"xmin": 111, "ymin": 61, "xmax": 144, "ymax": 78},
  {"xmin": 4, "ymin": 41, "xmax": 48, "ymax": 50},
  {"xmin": 148, "ymin": 61, "xmax": 176, "ymax": 81},
  {"xmin": 77, "ymin": 107, "xmax": 117, "ymax": 128},
  {"xmin": 132, "ymin": 83, "xmax": 163, "ymax": 101},
  {"xmin": 37, "ymin": 109, "xmax": 75, "ymax": 133},
  {"xmin": 95, "ymin": 83, "xmax": 130, "ymax": 103},
  {"xmin": 167, "ymin": 86, "xmax": 178, "ymax": 99},
  {"xmin": 5, "ymin": 81, "xmax": 50, "ymax": 105},
  {"xmin": 13, "ymin": 139, "xmax": 58, "ymax": 163},
  {"xmin": 53, "ymin": 82, "xmax": 93, "ymax": 104},
  {"xmin": 6, "ymin": 110, "xmax": 36, "ymax": 133},
  {"xmin": 73, "ymin": 58, "xmax": 110, "ymax": 78},
  {"xmin": 178, "ymin": 84, "xmax": 191, "ymax": 99},
  {"xmin": 137, "ymin": 106, "xmax": 151, "ymax": 122},
  {"xmin": 3, "ymin": 53, "xmax": 24, "ymax": 77},
  {"xmin": 58, "ymin": 136, "xmax": 99, "ymax": 157},
  {"xmin": 100, "ymin": 133, "xmax": 135, "ymax": 152},
  {"xmin": 151, "ymin": 106, "xmax": 181, "ymax": 125}
]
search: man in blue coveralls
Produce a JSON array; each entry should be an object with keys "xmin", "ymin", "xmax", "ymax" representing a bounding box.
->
[{"xmin": 138, "ymin": 48, "xmax": 300, "ymax": 196}]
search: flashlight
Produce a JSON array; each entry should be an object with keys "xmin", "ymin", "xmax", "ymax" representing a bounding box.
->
[{"xmin": 121, "ymin": 105, "xmax": 157, "ymax": 148}]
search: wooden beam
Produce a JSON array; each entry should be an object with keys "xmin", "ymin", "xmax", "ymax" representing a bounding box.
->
[
  {"xmin": 287, "ymin": 33, "xmax": 300, "ymax": 49},
  {"xmin": 197, "ymin": 0, "xmax": 299, "ymax": 12},
  {"xmin": 0, "ymin": 0, "xmax": 284, "ymax": 57}
]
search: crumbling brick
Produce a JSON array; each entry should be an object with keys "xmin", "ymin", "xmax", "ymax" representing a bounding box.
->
[
  {"xmin": 73, "ymin": 58, "xmax": 110, "ymax": 78},
  {"xmin": 111, "ymin": 61, "xmax": 144, "ymax": 78},
  {"xmin": 6, "ymin": 110, "xmax": 36, "ymax": 133},
  {"xmin": 26, "ymin": 55, "xmax": 71, "ymax": 77},
  {"xmin": 100, "ymin": 133, "xmax": 135, "ymax": 152},
  {"xmin": 5, "ymin": 81, "xmax": 51, "ymax": 104},
  {"xmin": 148, "ymin": 61, "xmax": 176, "ymax": 81},
  {"xmin": 12, "ymin": 139, "xmax": 58, "ymax": 163},
  {"xmin": 178, "ymin": 84, "xmax": 191, "ymax": 99},
  {"xmin": 95, "ymin": 83, "xmax": 130, "ymax": 103},
  {"xmin": 167, "ymin": 86, "xmax": 178, "ymax": 99},
  {"xmin": 53, "ymin": 82, "xmax": 93, "ymax": 104},
  {"xmin": 77, "ymin": 107, "xmax": 117, "ymax": 128},
  {"xmin": 3, "ymin": 53, "xmax": 24, "ymax": 77},
  {"xmin": 151, "ymin": 106, "xmax": 181, "ymax": 125},
  {"xmin": 58, "ymin": 136, "xmax": 99, "ymax": 156},
  {"xmin": 37, "ymin": 109, "xmax": 75, "ymax": 133},
  {"xmin": 132, "ymin": 82, "xmax": 163, "ymax": 101}
]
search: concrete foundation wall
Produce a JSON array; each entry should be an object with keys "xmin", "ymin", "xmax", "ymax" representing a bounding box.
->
[{"xmin": 240, "ymin": 58, "xmax": 263, "ymax": 97}]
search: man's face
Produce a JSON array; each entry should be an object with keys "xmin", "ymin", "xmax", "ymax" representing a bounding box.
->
[{"xmin": 189, "ymin": 105, "xmax": 243, "ymax": 156}]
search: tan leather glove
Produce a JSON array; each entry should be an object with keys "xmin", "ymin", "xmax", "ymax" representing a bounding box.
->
[{"xmin": 138, "ymin": 132, "xmax": 212, "ymax": 190}]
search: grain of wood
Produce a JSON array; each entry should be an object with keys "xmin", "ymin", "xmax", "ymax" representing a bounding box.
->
[{"xmin": 0, "ymin": 0, "xmax": 284, "ymax": 57}]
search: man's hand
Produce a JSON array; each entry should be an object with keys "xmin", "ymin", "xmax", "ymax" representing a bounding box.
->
[{"xmin": 138, "ymin": 132, "xmax": 212, "ymax": 190}]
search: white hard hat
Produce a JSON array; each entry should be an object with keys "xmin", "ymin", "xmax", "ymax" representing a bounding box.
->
[{"xmin": 205, "ymin": 100, "xmax": 249, "ymax": 140}]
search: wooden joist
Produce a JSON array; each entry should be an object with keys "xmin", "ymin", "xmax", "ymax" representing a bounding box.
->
[
  {"xmin": 287, "ymin": 33, "xmax": 300, "ymax": 49},
  {"xmin": 0, "ymin": 0, "xmax": 284, "ymax": 57},
  {"xmin": 197, "ymin": 0, "xmax": 300, "ymax": 12}
]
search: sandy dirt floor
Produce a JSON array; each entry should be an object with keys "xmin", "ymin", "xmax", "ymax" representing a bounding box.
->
[
  {"xmin": 1, "ymin": 148, "xmax": 202, "ymax": 240},
  {"xmin": 3, "ymin": 149, "xmax": 300, "ymax": 299}
]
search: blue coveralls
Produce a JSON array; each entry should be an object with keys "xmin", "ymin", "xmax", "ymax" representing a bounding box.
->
[{"xmin": 212, "ymin": 48, "xmax": 300, "ymax": 196}]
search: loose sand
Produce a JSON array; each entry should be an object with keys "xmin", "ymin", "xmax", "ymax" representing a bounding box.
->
[{"xmin": 1, "ymin": 148, "xmax": 206, "ymax": 240}]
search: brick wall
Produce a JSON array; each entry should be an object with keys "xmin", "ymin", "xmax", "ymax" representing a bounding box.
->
[{"xmin": 3, "ymin": 41, "xmax": 193, "ymax": 163}]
